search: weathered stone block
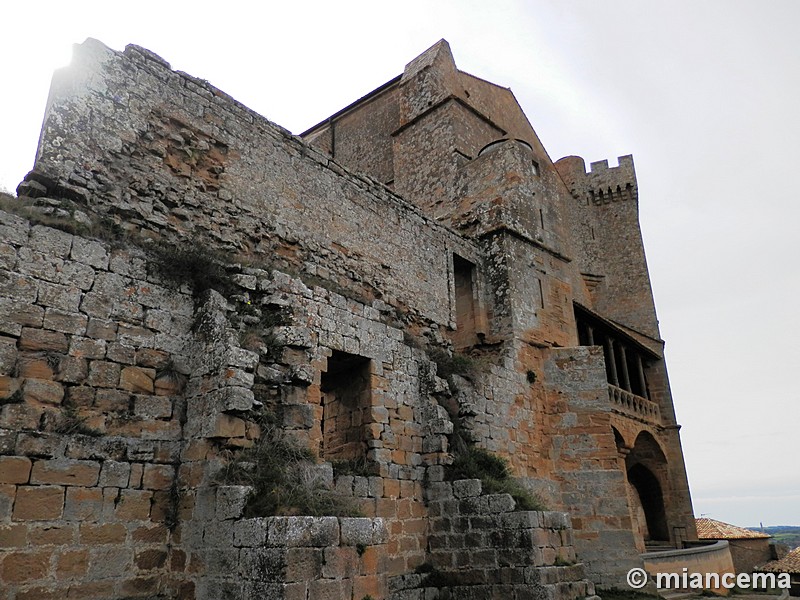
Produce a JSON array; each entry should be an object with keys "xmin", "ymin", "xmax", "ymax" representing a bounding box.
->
[
  {"xmin": 120, "ymin": 365, "xmax": 156, "ymax": 393},
  {"xmin": 88, "ymin": 546, "xmax": 134, "ymax": 579},
  {"xmin": 233, "ymin": 517, "xmax": 270, "ymax": 547},
  {"xmin": 488, "ymin": 493, "xmax": 516, "ymax": 513},
  {"xmin": 267, "ymin": 516, "xmax": 340, "ymax": 547},
  {"xmin": 0, "ymin": 455, "xmax": 32, "ymax": 483},
  {"xmin": 0, "ymin": 524, "xmax": 28, "ymax": 548},
  {"xmin": 115, "ymin": 489, "xmax": 153, "ymax": 520},
  {"xmin": 37, "ymin": 280, "xmax": 81, "ymax": 312},
  {"xmin": 87, "ymin": 360, "xmax": 121, "ymax": 388},
  {"xmin": 99, "ymin": 460, "xmax": 131, "ymax": 487},
  {"xmin": 15, "ymin": 432, "xmax": 66, "ymax": 458},
  {"xmin": 43, "ymin": 308, "xmax": 88, "ymax": 335},
  {"xmin": 21, "ymin": 378, "xmax": 64, "ymax": 405},
  {"xmin": 453, "ymin": 478, "xmax": 482, "ymax": 498},
  {"xmin": 308, "ymin": 577, "xmax": 352, "ymax": 600},
  {"xmin": 0, "ymin": 550, "xmax": 51, "ymax": 583},
  {"xmin": 134, "ymin": 395, "xmax": 173, "ymax": 419},
  {"xmin": 64, "ymin": 487, "xmax": 103, "ymax": 521},
  {"xmin": 0, "ymin": 301, "xmax": 44, "ymax": 337},
  {"xmin": 19, "ymin": 327, "xmax": 68, "ymax": 352},
  {"xmin": 57, "ymin": 355, "xmax": 88, "ymax": 383},
  {"xmin": 216, "ymin": 485, "xmax": 251, "ymax": 520},
  {"xmin": 30, "ymin": 225, "xmax": 73, "ymax": 258},
  {"xmin": 221, "ymin": 385, "xmax": 254, "ymax": 411},
  {"xmin": 142, "ymin": 463, "xmax": 175, "ymax": 490},
  {"xmin": 0, "ymin": 336, "xmax": 17, "ymax": 376},
  {"xmin": 30, "ymin": 458, "xmax": 100, "ymax": 486},
  {"xmin": 69, "ymin": 336, "xmax": 107, "ymax": 359},
  {"xmin": 56, "ymin": 550, "xmax": 89, "ymax": 579},
  {"xmin": 340, "ymin": 517, "xmax": 389, "ymax": 546},
  {"xmin": 80, "ymin": 522, "xmax": 127, "ymax": 544},
  {"xmin": 240, "ymin": 547, "xmax": 287, "ymax": 581},
  {"xmin": 107, "ymin": 342, "xmax": 136, "ymax": 364},
  {"xmin": 12, "ymin": 485, "xmax": 65, "ymax": 520},
  {"xmin": 212, "ymin": 413, "xmax": 246, "ymax": 438},
  {"xmin": 29, "ymin": 523, "xmax": 75, "ymax": 545},
  {"xmin": 135, "ymin": 548, "xmax": 168, "ymax": 570},
  {"xmin": 71, "ymin": 236, "xmax": 109, "ymax": 269},
  {"xmin": 322, "ymin": 545, "xmax": 359, "ymax": 578}
]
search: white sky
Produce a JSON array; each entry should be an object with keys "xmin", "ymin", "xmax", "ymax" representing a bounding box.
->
[{"xmin": 1, "ymin": 1, "xmax": 797, "ymax": 528}]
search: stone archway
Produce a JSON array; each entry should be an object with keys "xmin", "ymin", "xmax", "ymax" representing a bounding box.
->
[
  {"xmin": 626, "ymin": 431, "xmax": 671, "ymax": 545},
  {"xmin": 627, "ymin": 463, "xmax": 669, "ymax": 541}
]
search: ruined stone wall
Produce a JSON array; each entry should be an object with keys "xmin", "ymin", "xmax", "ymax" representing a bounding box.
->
[
  {"xmin": 30, "ymin": 39, "xmax": 483, "ymax": 332},
  {"xmin": 0, "ymin": 207, "xmax": 597, "ymax": 598}
]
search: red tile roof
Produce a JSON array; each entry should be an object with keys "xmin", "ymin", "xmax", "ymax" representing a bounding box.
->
[
  {"xmin": 695, "ymin": 517, "xmax": 770, "ymax": 540},
  {"xmin": 760, "ymin": 547, "xmax": 800, "ymax": 574}
]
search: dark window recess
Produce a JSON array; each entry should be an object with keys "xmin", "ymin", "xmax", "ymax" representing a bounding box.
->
[
  {"xmin": 453, "ymin": 254, "xmax": 479, "ymax": 349},
  {"xmin": 320, "ymin": 351, "xmax": 372, "ymax": 461}
]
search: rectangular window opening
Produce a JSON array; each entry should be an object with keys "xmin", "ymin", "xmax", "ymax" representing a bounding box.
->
[
  {"xmin": 320, "ymin": 351, "xmax": 372, "ymax": 462},
  {"xmin": 453, "ymin": 254, "xmax": 479, "ymax": 349}
]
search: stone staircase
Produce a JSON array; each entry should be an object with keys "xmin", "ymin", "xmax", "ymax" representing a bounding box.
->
[{"xmin": 389, "ymin": 479, "xmax": 599, "ymax": 600}]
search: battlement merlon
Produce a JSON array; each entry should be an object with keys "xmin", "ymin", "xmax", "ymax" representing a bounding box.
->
[{"xmin": 555, "ymin": 154, "xmax": 639, "ymax": 207}]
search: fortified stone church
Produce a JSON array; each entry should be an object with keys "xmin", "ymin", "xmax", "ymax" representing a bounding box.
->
[{"xmin": 0, "ymin": 38, "xmax": 697, "ymax": 599}]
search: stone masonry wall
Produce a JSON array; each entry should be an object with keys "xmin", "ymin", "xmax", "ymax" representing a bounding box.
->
[
  {"xmin": 3, "ymin": 35, "xmax": 701, "ymax": 597},
  {"xmin": 0, "ymin": 210, "xmax": 196, "ymax": 599},
  {"xmin": 29, "ymin": 39, "xmax": 482, "ymax": 332},
  {"xmin": 186, "ymin": 484, "xmax": 390, "ymax": 600},
  {"xmin": 542, "ymin": 346, "xmax": 644, "ymax": 588}
]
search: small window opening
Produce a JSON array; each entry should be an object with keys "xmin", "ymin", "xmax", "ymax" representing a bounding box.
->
[
  {"xmin": 453, "ymin": 254, "xmax": 479, "ymax": 349},
  {"xmin": 320, "ymin": 351, "xmax": 372, "ymax": 461},
  {"xmin": 532, "ymin": 160, "xmax": 540, "ymax": 176}
]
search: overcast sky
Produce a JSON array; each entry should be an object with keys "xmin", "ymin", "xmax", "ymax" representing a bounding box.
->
[{"xmin": 1, "ymin": 1, "xmax": 797, "ymax": 527}]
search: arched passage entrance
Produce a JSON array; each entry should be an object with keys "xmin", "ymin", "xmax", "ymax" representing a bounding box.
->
[
  {"xmin": 623, "ymin": 431, "xmax": 671, "ymax": 545},
  {"xmin": 627, "ymin": 463, "xmax": 668, "ymax": 541}
]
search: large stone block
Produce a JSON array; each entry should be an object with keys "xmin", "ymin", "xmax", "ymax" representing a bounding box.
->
[
  {"xmin": 21, "ymin": 378, "xmax": 64, "ymax": 404},
  {"xmin": 120, "ymin": 365, "xmax": 156, "ymax": 393},
  {"xmin": 12, "ymin": 485, "xmax": 65, "ymax": 520},
  {"xmin": 30, "ymin": 458, "xmax": 100, "ymax": 486},
  {"xmin": 0, "ymin": 550, "xmax": 51, "ymax": 583},
  {"xmin": 0, "ymin": 455, "xmax": 32, "ymax": 483},
  {"xmin": 19, "ymin": 327, "xmax": 68, "ymax": 352},
  {"xmin": 267, "ymin": 516, "xmax": 340, "ymax": 547},
  {"xmin": 340, "ymin": 517, "xmax": 389, "ymax": 546}
]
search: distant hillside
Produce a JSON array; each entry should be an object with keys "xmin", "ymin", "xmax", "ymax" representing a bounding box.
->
[{"xmin": 751, "ymin": 526, "xmax": 800, "ymax": 549}]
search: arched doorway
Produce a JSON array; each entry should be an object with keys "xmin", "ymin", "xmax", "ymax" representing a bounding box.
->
[
  {"xmin": 625, "ymin": 431, "xmax": 670, "ymax": 544},
  {"xmin": 627, "ymin": 463, "xmax": 669, "ymax": 541}
]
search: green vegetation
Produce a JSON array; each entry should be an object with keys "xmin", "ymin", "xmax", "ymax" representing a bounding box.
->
[
  {"xmin": 760, "ymin": 526, "xmax": 800, "ymax": 549},
  {"xmin": 148, "ymin": 242, "xmax": 234, "ymax": 297},
  {"xmin": 331, "ymin": 456, "xmax": 375, "ymax": 477},
  {"xmin": 53, "ymin": 405, "xmax": 102, "ymax": 437},
  {"xmin": 445, "ymin": 443, "xmax": 546, "ymax": 511},
  {"xmin": 596, "ymin": 588, "xmax": 661, "ymax": 600},
  {"xmin": 217, "ymin": 421, "xmax": 360, "ymax": 518},
  {"xmin": 428, "ymin": 348, "xmax": 478, "ymax": 380}
]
